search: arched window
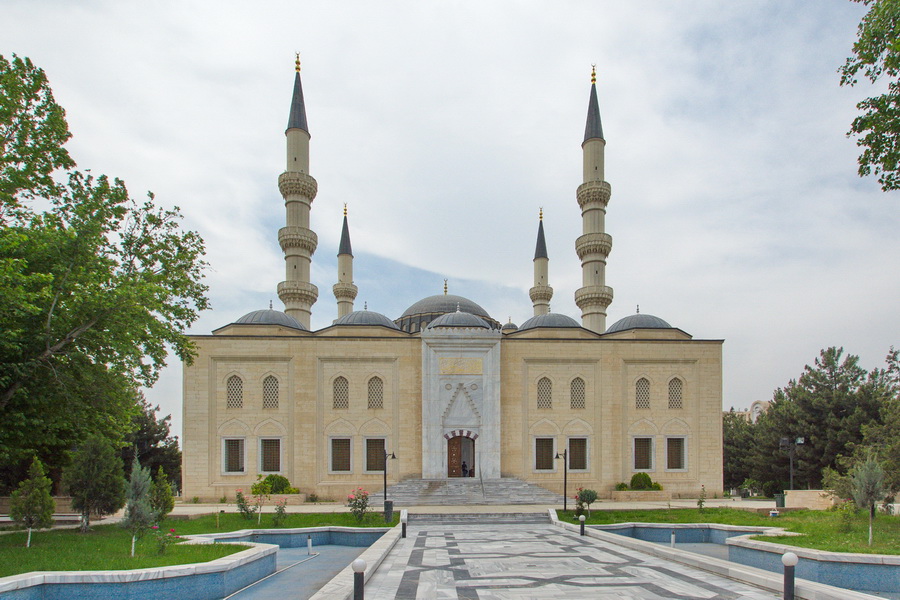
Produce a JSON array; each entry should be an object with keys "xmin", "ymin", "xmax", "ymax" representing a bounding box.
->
[
  {"xmin": 262, "ymin": 376, "xmax": 279, "ymax": 409},
  {"xmin": 635, "ymin": 377, "xmax": 650, "ymax": 409},
  {"xmin": 333, "ymin": 376, "xmax": 349, "ymax": 409},
  {"xmin": 226, "ymin": 375, "xmax": 243, "ymax": 409},
  {"xmin": 570, "ymin": 377, "xmax": 585, "ymax": 409},
  {"xmin": 368, "ymin": 376, "xmax": 384, "ymax": 409},
  {"xmin": 668, "ymin": 378, "xmax": 683, "ymax": 409},
  {"xmin": 537, "ymin": 377, "xmax": 552, "ymax": 409}
]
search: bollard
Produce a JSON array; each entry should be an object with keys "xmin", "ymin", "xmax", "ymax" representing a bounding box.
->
[
  {"xmin": 307, "ymin": 534, "xmax": 312, "ymax": 555},
  {"xmin": 401, "ymin": 511, "xmax": 407, "ymax": 538},
  {"xmin": 352, "ymin": 558, "xmax": 366, "ymax": 600},
  {"xmin": 384, "ymin": 500, "xmax": 394, "ymax": 523},
  {"xmin": 782, "ymin": 552, "xmax": 798, "ymax": 600},
  {"xmin": 579, "ymin": 514, "xmax": 586, "ymax": 536},
  {"xmin": 670, "ymin": 530, "xmax": 676, "ymax": 548}
]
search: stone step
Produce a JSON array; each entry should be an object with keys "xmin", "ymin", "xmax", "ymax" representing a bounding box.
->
[
  {"xmin": 408, "ymin": 512, "xmax": 550, "ymax": 524},
  {"xmin": 384, "ymin": 477, "xmax": 565, "ymax": 506}
]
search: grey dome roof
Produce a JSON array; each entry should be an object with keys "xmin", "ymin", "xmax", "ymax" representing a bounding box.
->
[
  {"xmin": 427, "ymin": 311, "xmax": 489, "ymax": 329},
  {"xmin": 605, "ymin": 313, "xmax": 672, "ymax": 334},
  {"xmin": 501, "ymin": 321, "xmax": 519, "ymax": 331},
  {"xmin": 518, "ymin": 313, "xmax": 581, "ymax": 331},
  {"xmin": 234, "ymin": 309, "xmax": 307, "ymax": 330},
  {"xmin": 401, "ymin": 294, "xmax": 492, "ymax": 320},
  {"xmin": 334, "ymin": 310, "xmax": 400, "ymax": 329}
]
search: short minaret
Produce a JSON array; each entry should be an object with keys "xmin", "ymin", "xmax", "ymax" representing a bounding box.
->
[
  {"xmin": 574, "ymin": 66, "xmax": 614, "ymax": 333},
  {"xmin": 529, "ymin": 208, "xmax": 553, "ymax": 316},
  {"xmin": 333, "ymin": 204, "xmax": 358, "ymax": 318},
  {"xmin": 277, "ymin": 54, "xmax": 319, "ymax": 328}
]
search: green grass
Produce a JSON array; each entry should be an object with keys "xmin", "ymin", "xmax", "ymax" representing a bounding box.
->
[
  {"xmin": 559, "ymin": 507, "xmax": 900, "ymax": 554},
  {"xmin": 0, "ymin": 510, "xmax": 397, "ymax": 578}
]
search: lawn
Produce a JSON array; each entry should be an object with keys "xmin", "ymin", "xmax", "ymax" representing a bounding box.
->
[
  {"xmin": 0, "ymin": 510, "xmax": 398, "ymax": 578},
  {"xmin": 558, "ymin": 507, "xmax": 900, "ymax": 554}
]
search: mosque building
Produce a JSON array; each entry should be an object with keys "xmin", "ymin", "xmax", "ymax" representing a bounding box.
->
[{"xmin": 181, "ymin": 59, "xmax": 724, "ymax": 501}]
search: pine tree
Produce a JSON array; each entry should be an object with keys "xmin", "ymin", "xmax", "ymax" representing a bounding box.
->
[
  {"xmin": 9, "ymin": 457, "xmax": 54, "ymax": 548},
  {"xmin": 122, "ymin": 457, "xmax": 154, "ymax": 556},
  {"xmin": 63, "ymin": 436, "xmax": 126, "ymax": 533},
  {"xmin": 852, "ymin": 453, "xmax": 885, "ymax": 546},
  {"xmin": 150, "ymin": 466, "xmax": 174, "ymax": 522}
]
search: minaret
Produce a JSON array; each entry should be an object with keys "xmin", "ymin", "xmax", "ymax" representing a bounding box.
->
[
  {"xmin": 574, "ymin": 66, "xmax": 614, "ymax": 333},
  {"xmin": 333, "ymin": 204, "xmax": 358, "ymax": 318},
  {"xmin": 529, "ymin": 208, "xmax": 552, "ymax": 316},
  {"xmin": 277, "ymin": 54, "xmax": 319, "ymax": 328}
]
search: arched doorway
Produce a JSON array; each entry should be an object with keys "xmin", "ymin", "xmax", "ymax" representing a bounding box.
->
[{"xmin": 447, "ymin": 435, "xmax": 475, "ymax": 477}]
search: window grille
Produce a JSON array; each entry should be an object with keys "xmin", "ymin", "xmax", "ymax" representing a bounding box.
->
[
  {"xmin": 333, "ymin": 376, "xmax": 349, "ymax": 409},
  {"xmin": 668, "ymin": 378, "xmax": 683, "ymax": 409},
  {"xmin": 366, "ymin": 439, "xmax": 386, "ymax": 471},
  {"xmin": 569, "ymin": 438, "xmax": 587, "ymax": 470},
  {"xmin": 226, "ymin": 375, "xmax": 243, "ymax": 409},
  {"xmin": 634, "ymin": 437, "xmax": 653, "ymax": 470},
  {"xmin": 368, "ymin": 377, "xmax": 383, "ymax": 409},
  {"xmin": 535, "ymin": 437, "xmax": 554, "ymax": 470},
  {"xmin": 570, "ymin": 377, "xmax": 585, "ymax": 409},
  {"xmin": 331, "ymin": 438, "xmax": 351, "ymax": 471},
  {"xmin": 667, "ymin": 437, "xmax": 686, "ymax": 470},
  {"xmin": 263, "ymin": 376, "xmax": 279, "ymax": 409},
  {"xmin": 224, "ymin": 438, "xmax": 244, "ymax": 473},
  {"xmin": 635, "ymin": 377, "xmax": 650, "ymax": 409},
  {"xmin": 537, "ymin": 377, "xmax": 552, "ymax": 409},
  {"xmin": 260, "ymin": 438, "xmax": 281, "ymax": 472}
]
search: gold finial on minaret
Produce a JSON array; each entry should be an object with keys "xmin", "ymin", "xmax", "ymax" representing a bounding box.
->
[
  {"xmin": 539, "ymin": 207, "xmax": 543, "ymax": 221},
  {"xmin": 343, "ymin": 203, "xmax": 347, "ymax": 216},
  {"xmin": 636, "ymin": 304, "xmax": 640, "ymax": 314},
  {"xmin": 591, "ymin": 64, "xmax": 596, "ymax": 84},
  {"xmin": 295, "ymin": 52, "xmax": 301, "ymax": 73},
  {"xmin": 443, "ymin": 279, "xmax": 448, "ymax": 295}
]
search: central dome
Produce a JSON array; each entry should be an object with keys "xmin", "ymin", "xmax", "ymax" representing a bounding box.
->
[{"xmin": 396, "ymin": 294, "xmax": 499, "ymax": 333}]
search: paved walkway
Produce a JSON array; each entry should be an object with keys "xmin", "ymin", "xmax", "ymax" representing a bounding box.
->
[{"xmin": 364, "ymin": 522, "xmax": 780, "ymax": 599}]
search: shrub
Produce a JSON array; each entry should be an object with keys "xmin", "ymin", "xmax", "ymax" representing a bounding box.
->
[
  {"xmin": 150, "ymin": 467, "xmax": 175, "ymax": 522},
  {"xmin": 250, "ymin": 476, "xmax": 272, "ymax": 525},
  {"xmin": 630, "ymin": 472, "xmax": 653, "ymax": 490},
  {"xmin": 651, "ymin": 482, "xmax": 663, "ymax": 491},
  {"xmin": 9, "ymin": 458, "xmax": 54, "ymax": 548},
  {"xmin": 235, "ymin": 489, "xmax": 256, "ymax": 520},
  {"xmin": 307, "ymin": 493, "xmax": 319, "ymax": 503},
  {"xmin": 272, "ymin": 498, "xmax": 288, "ymax": 527},
  {"xmin": 761, "ymin": 480, "xmax": 782, "ymax": 498},
  {"xmin": 614, "ymin": 482, "xmax": 628, "ymax": 491},
  {"xmin": 263, "ymin": 474, "xmax": 292, "ymax": 494},
  {"xmin": 576, "ymin": 488, "xmax": 598, "ymax": 517},
  {"xmin": 347, "ymin": 487, "xmax": 370, "ymax": 522}
]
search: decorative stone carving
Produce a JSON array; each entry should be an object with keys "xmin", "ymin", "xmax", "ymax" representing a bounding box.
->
[
  {"xmin": 277, "ymin": 280, "xmax": 319, "ymax": 306},
  {"xmin": 575, "ymin": 232, "xmax": 613, "ymax": 260},
  {"xmin": 439, "ymin": 357, "xmax": 483, "ymax": 375},
  {"xmin": 576, "ymin": 180, "xmax": 611, "ymax": 208},
  {"xmin": 575, "ymin": 285, "xmax": 614, "ymax": 309},
  {"xmin": 332, "ymin": 282, "xmax": 358, "ymax": 301},
  {"xmin": 278, "ymin": 226, "xmax": 318, "ymax": 254},
  {"xmin": 278, "ymin": 172, "xmax": 318, "ymax": 200},
  {"xmin": 528, "ymin": 285, "xmax": 554, "ymax": 303}
]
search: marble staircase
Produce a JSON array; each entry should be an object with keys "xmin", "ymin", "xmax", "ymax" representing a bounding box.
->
[{"xmin": 383, "ymin": 476, "xmax": 564, "ymax": 506}]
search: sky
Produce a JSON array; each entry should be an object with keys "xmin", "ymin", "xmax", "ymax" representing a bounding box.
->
[{"xmin": 3, "ymin": 1, "xmax": 898, "ymax": 442}]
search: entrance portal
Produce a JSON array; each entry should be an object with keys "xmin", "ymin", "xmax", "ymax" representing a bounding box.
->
[{"xmin": 447, "ymin": 435, "xmax": 475, "ymax": 477}]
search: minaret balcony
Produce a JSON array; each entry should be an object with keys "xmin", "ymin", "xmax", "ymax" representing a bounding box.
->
[
  {"xmin": 278, "ymin": 171, "xmax": 318, "ymax": 200},
  {"xmin": 576, "ymin": 180, "xmax": 611, "ymax": 209},
  {"xmin": 333, "ymin": 282, "xmax": 359, "ymax": 301},
  {"xmin": 277, "ymin": 280, "xmax": 319, "ymax": 306},
  {"xmin": 575, "ymin": 285, "xmax": 614, "ymax": 309},
  {"xmin": 575, "ymin": 233, "xmax": 613, "ymax": 260},
  {"xmin": 529, "ymin": 285, "xmax": 553, "ymax": 303},
  {"xmin": 278, "ymin": 227, "xmax": 318, "ymax": 254}
]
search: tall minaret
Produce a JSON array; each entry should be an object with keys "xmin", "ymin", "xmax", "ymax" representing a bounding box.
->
[
  {"xmin": 333, "ymin": 205, "xmax": 358, "ymax": 318},
  {"xmin": 529, "ymin": 208, "xmax": 552, "ymax": 316},
  {"xmin": 277, "ymin": 54, "xmax": 319, "ymax": 328},
  {"xmin": 574, "ymin": 66, "xmax": 614, "ymax": 333}
]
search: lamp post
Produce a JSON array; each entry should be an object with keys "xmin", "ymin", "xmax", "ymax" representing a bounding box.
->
[
  {"xmin": 779, "ymin": 437, "xmax": 805, "ymax": 490},
  {"xmin": 383, "ymin": 449, "xmax": 396, "ymax": 508},
  {"xmin": 555, "ymin": 448, "xmax": 568, "ymax": 513}
]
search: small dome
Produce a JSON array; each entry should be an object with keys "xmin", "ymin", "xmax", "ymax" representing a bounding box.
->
[
  {"xmin": 518, "ymin": 313, "xmax": 581, "ymax": 331},
  {"xmin": 401, "ymin": 294, "xmax": 491, "ymax": 320},
  {"xmin": 234, "ymin": 309, "xmax": 307, "ymax": 330},
  {"xmin": 334, "ymin": 310, "xmax": 400, "ymax": 330},
  {"xmin": 427, "ymin": 311, "xmax": 489, "ymax": 329},
  {"xmin": 605, "ymin": 313, "xmax": 673, "ymax": 334},
  {"xmin": 501, "ymin": 321, "xmax": 518, "ymax": 331}
]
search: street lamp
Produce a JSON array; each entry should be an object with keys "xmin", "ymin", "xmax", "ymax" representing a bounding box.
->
[
  {"xmin": 555, "ymin": 448, "xmax": 568, "ymax": 513},
  {"xmin": 779, "ymin": 437, "xmax": 805, "ymax": 490},
  {"xmin": 383, "ymin": 450, "xmax": 397, "ymax": 503}
]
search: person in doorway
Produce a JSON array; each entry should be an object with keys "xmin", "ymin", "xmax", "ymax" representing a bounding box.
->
[{"xmin": 461, "ymin": 461, "xmax": 468, "ymax": 478}]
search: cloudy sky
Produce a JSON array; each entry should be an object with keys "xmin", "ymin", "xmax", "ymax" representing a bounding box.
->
[{"xmin": 3, "ymin": 1, "xmax": 898, "ymax": 440}]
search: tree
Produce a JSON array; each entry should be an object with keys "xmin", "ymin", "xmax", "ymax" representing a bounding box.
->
[
  {"xmin": 121, "ymin": 394, "xmax": 182, "ymax": 491},
  {"xmin": 9, "ymin": 457, "xmax": 54, "ymax": 547},
  {"xmin": 0, "ymin": 54, "xmax": 208, "ymax": 491},
  {"xmin": 63, "ymin": 436, "xmax": 126, "ymax": 533},
  {"xmin": 723, "ymin": 409, "xmax": 755, "ymax": 489},
  {"xmin": 840, "ymin": 0, "xmax": 900, "ymax": 191},
  {"xmin": 857, "ymin": 347, "xmax": 900, "ymax": 494},
  {"xmin": 851, "ymin": 453, "xmax": 885, "ymax": 546},
  {"xmin": 150, "ymin": 466, "xmax": 174, "ymax": 522},
  {"xmin": 122, "ymin": 457, "xmax": 154, "ymax": 556}
]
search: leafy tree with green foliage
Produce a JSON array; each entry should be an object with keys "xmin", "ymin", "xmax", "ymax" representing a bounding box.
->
[
  {"xmin": 121, "ymin": 394, "xmax": 182, "ymax": 491},
  {"xmin": 122, "ymin": 457, "xmax": 154, "ymax": 556},
  {"xmin": 840, "ymin": 0, "xmax": 900, "ymax": 191},
  {"xmin": 851, "ymin": 453, "xmax": 885, "ymax": 546},
  {"xmin": 9, "ymin": 457, "xmax": 54, "ymax": 547},
  {"xmin": 150, "ymin": 466, "xmax": 174, "ymax": 522},
  {"xmin": 0, "ymin": 53, "xmax": 208, "ymax": 492},
  {"xmin": 576, "ymin": 488, "xmax": 598, "ymax": 517},
  {"xmin": 63, "ymin": 436, "xmax": 126, "ymax": 533},
  {"xmin": 856, "ymin": 347, "xmax": 900, "ymax": 495},
  {"xmin": 723, "ymin": 409, "xmax": 755, "ymax": 489}
]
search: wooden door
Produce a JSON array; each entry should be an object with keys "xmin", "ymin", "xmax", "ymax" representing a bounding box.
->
[{"xmin": 447, "ymin": 436, "xmax": 461, "ymax": 477}]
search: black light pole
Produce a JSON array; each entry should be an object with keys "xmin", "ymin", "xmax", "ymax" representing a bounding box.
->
[
  {"xmin": 779, "ymin": 437, "xmax": 805, "ymax": 490},
  {"xmin": 383, "ymin": 450, "xmax": 397, "ymax": 503},
  {"xmin": 555, "ymin": 449, "xmax": 568, "ymax": 513}
]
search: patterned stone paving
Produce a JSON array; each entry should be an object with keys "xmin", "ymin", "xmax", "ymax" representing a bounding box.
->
[{"xmin": 365, "ymin": 524, "xmax": 780, "ymax": 599}]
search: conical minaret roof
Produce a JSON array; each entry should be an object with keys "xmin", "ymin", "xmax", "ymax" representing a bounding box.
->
[
  {"xmin": 583, "ymin": 68, "xmax": 604, "ymax": 143},
  {"xmin": 534, "ymin": 212, "xmax": 548, "ymax": 260},
  {"xmin": 287, "ymin": 55, "xmax": 309, "ymax": 134},
  {"xmin": 338, "ymin": 208, "xmax": 353, "ymax": 257}
]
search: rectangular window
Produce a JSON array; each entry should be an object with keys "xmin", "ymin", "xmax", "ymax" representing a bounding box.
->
[
  {"xmin": 331, "ymin": 438, "xmax": 351, "ymax": 472},
  {"xmin": 535, "ymin": 437, "xmax": 554, "ymax": 471},
  {"xmin": 633, "ymin": 437, "xmax": 653, "ymax": 471},
  {"xmin": 366, "ymin": 438, "xmax": 386, "ymax": 472},
  {"xmin": 260, "ymin": 438, "xmax": 281, "ymax": 473},
  {"xmin": 568, "ymin": 438, "xmax": 587, "ymax": 470},
  {"xmin": 223, "ymin": 438, "xmax": 245, "ymax": 474},
  {"xmin": 666, "ymin": 437, "xmax": 686, "ymax": 470}
]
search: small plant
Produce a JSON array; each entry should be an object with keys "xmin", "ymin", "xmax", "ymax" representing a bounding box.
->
[
  {"xmin": 697, "ymin": 484, "xmax": 707, "ymax": 512},
  {"xmin": 630, "ymin": 472, "xmax": 653, "ymax": 490},
  {"xmin": 190, "ymin": 496, "xmax": 200, "ymax": 504},
  {"xmin": 152, "ymin": 526, "xmax": 180, "ymax": 555},
  {"xmin": 235, "ymin": 489, "xmax": 256, "ymax": 520},
  {"xmin": 272, "ymin": 498, "xmax": 289, "ymax": 527},
  {"xmin": 347, "ymin": 487, "xmax": 370, "ymax": 522},
  {"xmin": 650, "ymin": 482, "xmax": 663, "ymax": 491},
  {"xmin": 307, "ymin": 493, "xmax": 319, "ymax": 503},
  {"xmin": 835, "ymin": 500, "xmax": 857, "ymax": 533},
  {"xmin": 250, "ymin": 476, "xmax": 273, "ymax": 525},
  {"xmin": 219, "ymin": 495, "xmax": 228, "ymax": 504},
  {"xmin": 614, "ymin": 482, "xmax": 628, "ymax": 491},
  {"xmin": 577, "ymin": 488, "xmax": 598, "ymax": 518},
  {"xmin": 574, "ymin": 488, "xmax": 585, "ymax": 517}
]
